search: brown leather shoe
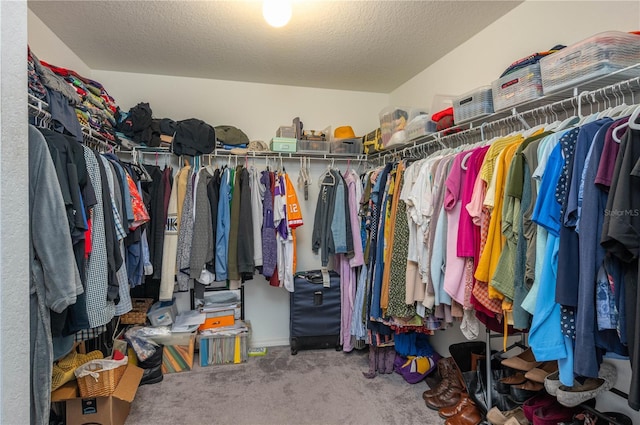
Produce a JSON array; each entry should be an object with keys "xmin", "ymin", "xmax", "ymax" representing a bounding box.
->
[
  {"xmin": 425, "ymin": 383, "xmax": 463, "ymax": 410},
  {"xmin": 439, "ymin": 392, "xmax": 475, "ymax": 419},
  {"xmin": 525, "ymin": 360, "xmax": 558, "ymax": 384},
  {"xmin": 501, "ymin": 348, "xmax": 541, "ymax": 372},
  {"xmin": 423, "ymin": 357, "xmax": 455, "ymax": 399},
  {"xmin": 444, "ymin": 404, "xmax": 483, "ymax": 425},
  {"xmin": 499, "ymin": 371, "xmax": 527, "ymax": 385}
]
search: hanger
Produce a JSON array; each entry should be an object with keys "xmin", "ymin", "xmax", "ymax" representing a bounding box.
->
[
  {"xmin": 627, "ymin": 104, "xmax": 640, "ymax": 130},
  {"xmin": 612, "ymin": 122, "xmax": 628, "ymax": 143},
  {"xmin": 319, "ymin": 164, "xmax": 336, "ymax": 187}
]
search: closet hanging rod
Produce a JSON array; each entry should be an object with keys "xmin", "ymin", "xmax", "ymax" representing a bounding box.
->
[{"xmin": 123, "ymin": 148, "xmax": 366, "ymax": 163}]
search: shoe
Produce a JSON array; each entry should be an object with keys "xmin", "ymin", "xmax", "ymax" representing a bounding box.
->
[
  {"xmin": 522, "ymin": 393, "xmax": 557, "ymax": 422},
  {"xmin": 543, "ymin": 370, "xmax": 561, "ymax": 396},
  {"xmin": 139, "ymin": 365, "xmax": 163, "ymax": 386},
  {"xmin": 444, "ymin": 404, "xmax": 483, "ymax": 425},
  {"xmin": 556, "ymin": 362, "xmax": 617, "ymax": 408},
  {"xmin": 533, "ymin": 403, "xmax": 577, "ymax": 425},
  {"xmin": 439, "ymin": 392, "xmax": 475, "ymax": 419},
  {"xmin": 524, "ymin": 360, "xmax": 558, "ymax": 383},
  {"xmin": 509, "ymin": 380, "xmax": 543, "ymax": 403},
  {"xmin": 423, "ymin": 357, "xmax": 455, "ymax": 399},
  {"xmin": 486, "ymin": 406, "xmax": 527, "ymax": 425},
  {"xmin": 501, "ymin": 348, "xmax": 541, "ymax": 372},
  {"xmin": 425, "ymin": 359, "xmax": 465, "ymax": 410},
  {"xmin": 500, "ymin": 372, "xmax": 527, "ymax": 385},
  {"xmin": 425, "ymin": 383, "xmax": 463, "ymax": 410}
]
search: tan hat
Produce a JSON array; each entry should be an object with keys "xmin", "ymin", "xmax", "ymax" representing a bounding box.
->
[
  {"xmin": 334, "ymin": 126, "xmax": 357, "ymax": 139},
  {"xmin": 230, "ymin": 140, "xmax": 270, "ymax": 155}
]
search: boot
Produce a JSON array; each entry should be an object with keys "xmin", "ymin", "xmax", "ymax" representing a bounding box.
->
[
  {"xmin": 139, "ymin": 365, "xmax": 163, "ymax": 386},
  {"xmin": 470, "ymin": 352, "xmax": 486, "ymax": 372},
  {"xmin": 444, "ymin": 404, "xmax": 483, "ymax": 425},
  {"xmin": 423, "ymin": 357, "xmax": 455, "ymax": 399},
  {"xmin": 362, "ymin": 346, "xmax": 378, "ymax": 379},
  {"xmin": 383, "ymin": 346, "xmax": 396, "ymax": 374},
  {"xmin": 425, "ymin": 360, "xmax": 465, "ymax": 410},
  {"xmin": 377, "ymin": 346, "xmax": 386, "ymax": 373},
  {"xmin": 439, "ymin": 392, "xmax": 475, "ymax": 419},
  {"xmin": 424, "ymin": 381, "xmax": 464, "ymax": 410}
]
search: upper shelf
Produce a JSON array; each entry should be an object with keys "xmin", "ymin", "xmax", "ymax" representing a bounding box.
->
[{"xmin": 369, "ymin": 63, "xmax": 640, "ymax": 159}]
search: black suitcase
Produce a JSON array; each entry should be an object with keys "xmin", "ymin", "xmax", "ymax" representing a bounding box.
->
[{"xmin": 289, "ymin": 270, "xmax": 341, "ymax": 355}]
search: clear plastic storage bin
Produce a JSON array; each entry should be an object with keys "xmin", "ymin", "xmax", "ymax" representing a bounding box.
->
[
  {"xmin": 330, "ymin": 137, "xmax": 363, "ymax": 154},
  {"xmin": 199, "ymin": 321, "xmax": 251, "ymax": 367},
  {"xmin": 297, "ymin": 140, "xmax": 330, "ymax": 154},
  {"xmin": 405, "ymin": 115, "xmax": 435, "ymax": 141},
  {"xmin": 453, "ymin": 86, "xmax": 494, "ymax": 123},
  {"xmin": 379, "ymin": 107, "xmax": 427, "ymax": 149},
  {"xmin": 492, "ymin": 63, "xmax": 544, "ymax": 111},
  {"xmin": 540, "ymin": 31, "xmax": 640, "ymax": 94},
  {"xmin": 276, "ymin": 126, "xmax": 296, "ymax": 138}
]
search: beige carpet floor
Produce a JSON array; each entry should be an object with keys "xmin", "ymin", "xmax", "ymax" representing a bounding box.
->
[{"xmin": 126, "ymin": 345, "xmax": 442, "ymax": 425}]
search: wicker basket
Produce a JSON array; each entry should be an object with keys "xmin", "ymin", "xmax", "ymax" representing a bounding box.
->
[
  {"xmin": 75, "ymin": 357, "xmax": 128, "ymax": 397},
  {"xmin": 120, "ymin": 298, "xmax": 154, "ymax": 324}
]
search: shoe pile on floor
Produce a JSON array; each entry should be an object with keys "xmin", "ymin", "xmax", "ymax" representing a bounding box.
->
[{"xmin": 421, "ymin": 345, "xmax": 625, "ymax": 425}]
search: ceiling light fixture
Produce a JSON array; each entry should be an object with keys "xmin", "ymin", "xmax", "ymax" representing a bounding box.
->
[{"xmin": 262, "ymin": 0, "xmax": 292, "ymax": 28}]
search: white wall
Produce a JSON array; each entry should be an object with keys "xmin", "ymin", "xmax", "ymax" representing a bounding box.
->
[
  {"xmin": 1, "ymin": 1, "xmax": 31, "ymax": 424},
  {"xmin": 92, "ymin": 69, "xmax": 386, "ymax": 143},
  {"xmin": 27, "ymin": 8, "xmax": 92, "ymax": 78},
  {"xmin": 391, "ymin": 0, "xmax": 640, "ymax": 108}
]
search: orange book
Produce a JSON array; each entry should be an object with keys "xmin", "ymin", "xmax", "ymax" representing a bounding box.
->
[{"xmin": 198, "ymin": 315, "xmax": 235, "ymax": 331}]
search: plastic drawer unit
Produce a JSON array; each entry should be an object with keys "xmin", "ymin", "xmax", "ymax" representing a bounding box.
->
[{"xmin": 540, "ymin": 31, "xmax": 640, "ymax": 94}]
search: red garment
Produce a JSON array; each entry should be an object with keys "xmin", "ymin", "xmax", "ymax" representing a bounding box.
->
[
  {"xmin": 431, "ymin": 107, "xmax": 453, "ymax": 122},
  {"xmin": 126, "ymin": 172, "xmax": 150, "ymax": 230},
  {"xmin": 269, "ymin": 267, "xmax": 280, "ymax": 287},
  {"xmin": 84, "ymin": 217, "xmax": 93, "ymax": 258}
]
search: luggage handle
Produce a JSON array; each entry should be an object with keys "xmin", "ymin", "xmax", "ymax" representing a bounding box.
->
[{"xmin": 297, "ymin": 268, "xmax": 332, "ymax": 287}]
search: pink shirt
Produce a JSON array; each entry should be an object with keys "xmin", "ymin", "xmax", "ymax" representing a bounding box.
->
[
  {"xmin": 443, "ymin": 152, "xmax": 467, "ymax": 304},
  {"xmin": 458, "ymin": 146, "xmax": 489, "ymax": 257}
]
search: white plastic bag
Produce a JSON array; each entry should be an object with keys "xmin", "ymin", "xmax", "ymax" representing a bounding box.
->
[{"xmin": 74, "ymin": 356, "xmax": 128, "ymax": 382}]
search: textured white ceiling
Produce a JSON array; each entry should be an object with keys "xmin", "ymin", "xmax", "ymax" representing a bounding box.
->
[{"xmin": 28, "ymin": 0, "xmax": 522, "ymax": 93}]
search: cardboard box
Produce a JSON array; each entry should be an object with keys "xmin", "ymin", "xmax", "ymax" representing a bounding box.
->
[
  {"xmin": 148, "ymin": 332, "xmax": 196, "ymax": 374},
  {"xmin": 51, "ymin": 364, "xmax": 143, "ymax": 425}
]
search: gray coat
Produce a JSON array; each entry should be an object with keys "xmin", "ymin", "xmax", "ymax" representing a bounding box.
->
[{"xmin": 29, "ymin": 126, "xmax": 83, "ymax": 425}]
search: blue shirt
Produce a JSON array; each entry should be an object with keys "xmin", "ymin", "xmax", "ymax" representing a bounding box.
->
[
  {"xmin": 215, "ymin": 168, "xmax": 232, "ymax": 281},
  {"xmin": 532, "ymin": 143, "xmax": 564, "ymax": 235}
]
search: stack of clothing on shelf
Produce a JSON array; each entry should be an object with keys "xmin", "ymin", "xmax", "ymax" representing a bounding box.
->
[{"xmin": 29, "ymin": 47, "xmax": 119, "ymax": 145}]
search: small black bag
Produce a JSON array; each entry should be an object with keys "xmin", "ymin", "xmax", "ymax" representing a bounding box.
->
[{"xmin": 465, "ymin": 356, "xmax": 520, "ymax": 414}]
